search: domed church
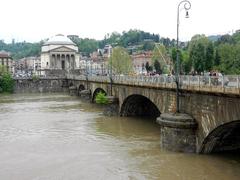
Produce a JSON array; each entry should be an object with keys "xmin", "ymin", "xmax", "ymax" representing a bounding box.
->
[{"xmin": 41, "ymin": 34, "xmax": 80, "ymax": 71}]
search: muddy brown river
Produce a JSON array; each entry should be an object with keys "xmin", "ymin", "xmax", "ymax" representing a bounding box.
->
[{"xmin": 0, "ymin": 93, "xmax": 240, "ymax": 180}]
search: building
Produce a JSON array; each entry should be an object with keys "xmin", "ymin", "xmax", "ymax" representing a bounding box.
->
[
  {"xmin": 41, "ymin": 34, "xmax": 80, "ymax": 72},
  {"xmin": 15, "ymin": 56, "xmax": 41, "ymax": 75},
  {"xmin": 0, "ymin": 50, "xmax": 13, "ymax": 74},
  {"xmin": 102, "ymin": 44, "xmax": 112, "ymax": 61},
  {"xmin": 131, "ymin": 51, "xmax": 152, "ymax": 74}
]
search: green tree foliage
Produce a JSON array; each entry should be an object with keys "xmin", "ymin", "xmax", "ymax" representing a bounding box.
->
[
  {"xmin": 145, "ymin": 62, "xmax": 151, "ymax": 73},
  {"xmin": 142, "ymin": 41, "xmax": 155, "ymax": 51},
  {"xmin": 217, "ymin": 44, "xmax": 240, "ymax": 74},
  {"xmin": 190, "ymin": 42, "xmax": 205, "ymax": 73},
  {"xmin": 232, "ymin": 31, "xmax": 240, "ymax": 44},
  {"xmin": 152, "ymin": 44, "xmax": 169, "ymax": 74},
  {"xmin": 95, "ymin": 92, "xmax": 108, "ymax": 104},
  {"xmin": 109, "ymin": 47, "xmax": 133, "ymax": 74},
  {"xmin": 171, "ymin": 48, "xmax": 183, "ymax": 73},
  {"xmin": 211, "ymin": 31, "xmax": 240, "ymax": 74},
  {"xmin": 205, "ymin": 42, "xmax": 214, "ymax": 71},
  {"xmin": 188, "ymin": 34, "xmax": 214, "ymax": 73},
  {"xmin": 154, "ymin": 60, "xmax": 161, "ymax": 74},
  {"xmin": 216, "ymin": 34, "xmax": 234, "ymax": 45},
  {"xmin": 181, "ymin": 51, "xmax": 191, "ymax": 74},
  {"xmin": 214, "ymin": 49, "xmax": 221, "ymax": 66},
  {"xmin": 0, "ymin": 72, "xmax": 14, "ymax": 93},
  {"xmin": 99, "ymin": 32, "xmax": 121, "ymax": 48},
  {"xmin": 70, "ymin": 37, "xmax": 98, "ymax": 56},
  {"xmin": 160, "ymin": 38, "xmax": 176, "ymax": 48},
  {"xmin": 0, "ymin": 40, "xmax": 42, "ymax": 59},
  {"xmin": 119, "ymin": 29, "xmax": 159, "ymax": 47}
]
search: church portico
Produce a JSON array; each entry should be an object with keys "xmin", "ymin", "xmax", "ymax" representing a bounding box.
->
[{"xmin": 41, "ymin": 34, "xmax": 80, "ymax": 72}]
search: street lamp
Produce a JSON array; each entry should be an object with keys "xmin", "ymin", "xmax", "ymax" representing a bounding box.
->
[
  {"xmin": 176, "ymin": 0, "xmax": 191, "ymax": 113},
  {"xmin": 85, "ymin": 57, "xmax": 89, "ymax": 89},
  {"xmin": 107, "ymin": 45, "xmax": 113, "ymax": 96}
]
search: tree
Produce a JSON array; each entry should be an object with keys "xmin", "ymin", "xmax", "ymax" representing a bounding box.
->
[
  {"xmin": 205, "ymin": 42, "xmax": 214, "ymax": 71},
  {"xmin": 154, "ymin": 60, "xmax": 161, "ymax": 74},
  {"xmin": 76, "ymin": 38, "xmax": 98, "ymax": 56},
  {"xmin": 0, "ymin": 72, "xmax": 14, "ymax": 93},
  {"xmin": 181, "ymin": 51, "xmax": 191, "ymax": 74},
  {"xmin": 142, "ymin": 41, "xmax": 155, "ymax": 51},
  {"xmin": 188, "ymin": 34, "xmax": 214, "ymax": 73},
  {"xmin": 232, "ymin": 31, "xmax": 240, "ymax": 44},
  {"xmin": 152, "ymin": 44, "xmax": 169, "ymax": 74},
  {"xmin": 109, "ymin": 47, "xmax": 133, "ymax": 74},
  {"xmin": 171, "ymin": 47, "xmax": 192, "ymax": 74},
  {"xmin": 217, "ymin": 43, "xmax": 240, "ymax": 74},
  {"xmin": 190, "ymin": 43, "xmax": 205, "ymax": 73},
  {"xmin": 214, "ymin": 49, "xmax": 221, "ymax": 66},
  {"xmin": 217, "ymin": 34, "xmax": 234, "ymax": 45},
  {"xmin": 145, "ymin": 61, "xmax": 150, "ymax": 73}
]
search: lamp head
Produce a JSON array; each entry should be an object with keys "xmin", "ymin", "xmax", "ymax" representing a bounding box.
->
[{"xmin": 185, "ymin": 11, "xmax": 189, "ymax": 18}]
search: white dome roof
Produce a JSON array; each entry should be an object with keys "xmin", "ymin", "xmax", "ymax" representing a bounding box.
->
[{"xmin": 44, "ymin": 34, "xmax": 75, "ymax": 45}]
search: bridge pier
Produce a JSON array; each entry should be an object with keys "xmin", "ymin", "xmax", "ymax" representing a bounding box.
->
[
  {"xmin": 103, "ymin": 96, "xmax": 119, "ymax": 116},
  {"xmin": 69, "ymin": 86, "xmax": 77, "ymax": 96},
  {"xmin": 157, "ymin": 113, "xmax": 197, "ymax": 153}
]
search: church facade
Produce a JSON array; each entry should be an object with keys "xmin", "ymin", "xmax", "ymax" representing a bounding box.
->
[{"xmin": 41, "ymin": 34, "xmax": 80, "ymax": 72}]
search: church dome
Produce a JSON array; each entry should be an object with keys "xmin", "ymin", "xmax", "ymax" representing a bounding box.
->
[{"xmin": 44, "ymin": 34, "xmax": 75, "ymax": 45}]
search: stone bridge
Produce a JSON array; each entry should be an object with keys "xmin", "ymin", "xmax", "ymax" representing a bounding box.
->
[{"xmin": 14, "ymin": 75, "xmax": 240, "ymax": 154}]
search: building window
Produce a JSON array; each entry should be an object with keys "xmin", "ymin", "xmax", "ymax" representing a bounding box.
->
[{"xmin": 46, "ymin": 62, "xmax": 49, "ymax": 66}]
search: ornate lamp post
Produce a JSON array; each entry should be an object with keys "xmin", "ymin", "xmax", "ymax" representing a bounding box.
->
[
  {"xmin": 85, "ymin": 57, "xmax": 89, "ymax": 89},
  {"xmin": 176, "ymin": 0, "xmax": 191, "ymax": 113},
  {"xmin": 107, "ymin": 45, "xmax": 113, "ymax": 96},
  {"xmin": 156, "ymin": 1, "xmax": 196, "ymax": 153}
]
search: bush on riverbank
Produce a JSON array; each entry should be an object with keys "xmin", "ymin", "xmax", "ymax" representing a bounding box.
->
[
  {"xmin": 95, "ymin": 92, "xmax": 108, "ymax": 104},
  {"xmin": 0, "ymin": 73, "xmax": 15, "ymax": 93},
  {"xmin": 32, "ymin": 74, "xmax": 40, "ymax": 81}
]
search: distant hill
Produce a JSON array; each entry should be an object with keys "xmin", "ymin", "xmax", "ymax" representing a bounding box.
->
[{"xmin": 208, "ymin": 35, "xmax": 221, "ymax": 42}]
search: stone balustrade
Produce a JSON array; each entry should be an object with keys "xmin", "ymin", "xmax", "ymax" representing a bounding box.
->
[
  {"xmin": 14, "ymin": 74, "xmax": 240, "ymax": 95},
  {"xmin": 66, "ymin": 74, "xmax": 240, "ymax": 95}
]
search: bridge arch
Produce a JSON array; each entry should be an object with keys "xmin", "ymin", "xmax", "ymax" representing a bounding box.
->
[
  {"xmin": 200, "ymin": 120, "xmax": 240, "ymax": 153},
  {"xmin": 120, "ymin": 94, "xmax": 161, "ymax": 118},
  {"xmin": 92, "ymin": 88, "xmax": 107, "ymax": 103},
  {"xmin": 69, "ymin": 82, "xmax": 74, "ymax": 87},
  {"xmin": 78, "ymin": 84, "xmax": 85, "ymax": 94}
]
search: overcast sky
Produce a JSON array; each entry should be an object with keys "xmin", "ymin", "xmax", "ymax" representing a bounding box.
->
[{"xmin": 0, "ymin": 0, "xmax": 239, "ymax": 43}]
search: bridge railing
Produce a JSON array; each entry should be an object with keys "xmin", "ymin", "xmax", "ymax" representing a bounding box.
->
[
  {"xmin": 75, "ymin": 74, "xmax": 240, "ymax": 95},
  {"xmin": 19, "ymin": 74, "xmax": 239, "ymax": 95}
]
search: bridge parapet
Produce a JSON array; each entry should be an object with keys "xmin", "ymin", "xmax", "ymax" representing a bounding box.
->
[
  {"xmin": 14, "ymin": 74, "xmax": 240, "ymax": 95},
  {"xmin": 67, "ymin": 74, "xmax": 240, "ymax": 96}
]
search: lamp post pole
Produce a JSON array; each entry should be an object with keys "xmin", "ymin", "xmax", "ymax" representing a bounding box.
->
[
  {"xmin": 85, "ymin": 58, "xmax": 88, "ymax": 89},
  {"xmin": 108, "ymin": 45, "xmax": 113, "ymax": 96},
  {"xmin": 176, "ymin": 0, "xmax": 191, "ymax": 113}
]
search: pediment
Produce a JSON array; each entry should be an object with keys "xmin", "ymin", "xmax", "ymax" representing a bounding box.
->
[{"xmin": 50, "ymin": 46, "xmax": 77, "ymax": 52}]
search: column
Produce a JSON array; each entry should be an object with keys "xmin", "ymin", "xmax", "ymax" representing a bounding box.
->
[
  {"xmin": 57, "ymin": 54, "xmax": 60, "ymax": 69},
  {"xmin": 71, "ymin": 55, "xmax": 75, "ymax": 69},
  {"xmin": 51, "ymin": 54, "xmax": 56, "ymax": 69},
  {"xmin": 50, "ymin": 54, "xmax": 53, "ymax": 69},
  {"xmin": 61, "ymin": 54, "xmax": 65, "ymax": 70},
  {"xmin": 66, "ymin": 54, "xmax": 70, "ymax": 69}
]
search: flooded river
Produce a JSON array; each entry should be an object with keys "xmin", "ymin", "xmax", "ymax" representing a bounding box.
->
[{"xmin": 0, "ymin": 93, "xmax": 240, "ymax": 180}]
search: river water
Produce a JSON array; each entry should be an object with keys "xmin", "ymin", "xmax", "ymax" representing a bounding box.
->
[{"xmin": 0, "ymin": 93, "xmax": 240, "ymax": 180}]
